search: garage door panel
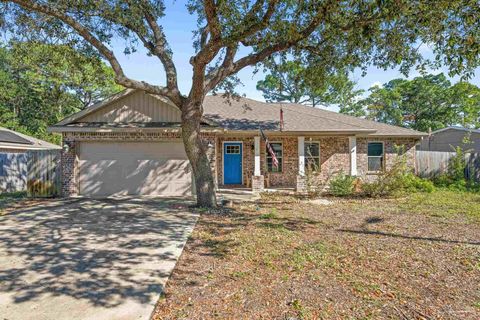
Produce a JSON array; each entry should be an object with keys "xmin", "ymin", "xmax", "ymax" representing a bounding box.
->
[{"xmin": 79, "ymin": 142, "xmax": 192, "ymax": 196}]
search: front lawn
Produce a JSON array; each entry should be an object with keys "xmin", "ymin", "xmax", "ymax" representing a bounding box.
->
[{"xmin": 154, "ymin": 190, "xmax": 480, "ymax": 319}]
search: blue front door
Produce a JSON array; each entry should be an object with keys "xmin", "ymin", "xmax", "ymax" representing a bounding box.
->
[{"xmin": 224, "ymin": 143, "xmax": 242, "ymax": 184}]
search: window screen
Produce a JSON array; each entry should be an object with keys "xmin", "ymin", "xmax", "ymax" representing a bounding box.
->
[
  {"xmin": 266, "ymin": 143, "xmax": 283, "ymax": 172},
  {"xmin": 305, "ymin": 142, "xmax": 320, "ymax": 171},
  {"xmin": 368, "ymin": 142, "xmax": 384, "ymax": 171}
]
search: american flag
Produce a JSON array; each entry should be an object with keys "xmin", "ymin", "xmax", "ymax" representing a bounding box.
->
[{"xmin": 260, "ymin": 128, "xmax": 279, "ymax": 168}]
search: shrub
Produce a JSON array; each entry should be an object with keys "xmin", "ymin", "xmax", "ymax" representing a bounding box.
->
[
  {"xmin": 328, "ymin": 171, "xmax": 355, "ymax": 197},
  {"xmin": 431, "ymin": 143, "xmax": 479, "ymax": 193},
  {"xmin": 403, "ymin": 173, "xmax": 435, "ymax": 193},
  {"xmin": 361, "ymin": 151, "xmax": 434, "ymax": 197},
  {"xmin": 449, "ymin": 146, "xmax": 468, "ymax": 182}
]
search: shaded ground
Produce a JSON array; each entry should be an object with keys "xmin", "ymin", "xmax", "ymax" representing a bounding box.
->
[
  {"xmin": 0, "ymin": 192, "xmax": 44, "ymax": 215},
  {"xmin": 0, "ymin": 197, "xmax": 198, "ymax": 320},
  {"xmin": 154, "ymin": 191, "xmax": 480, "ymax": 319}
]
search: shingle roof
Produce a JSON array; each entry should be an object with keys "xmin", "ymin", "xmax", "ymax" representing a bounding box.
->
[
  {"xmin": 50, "ymin": 89, "xmax": 426, "ymax": 137},
  {"xmin": 0, "ymin": 130, "xmax": 33, "ymax": 145},
  {"xmin": 431, "ymin": 126, "xmax": 480, "ymax": 135},
  {"xmin": 203, "ymin": 95, "xmax": 426, "ymax": 136},
  {"xmin": 0, "ymin": 127, "xmax": 61, "ymax": 150}
]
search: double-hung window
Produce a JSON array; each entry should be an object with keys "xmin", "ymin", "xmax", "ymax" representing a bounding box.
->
[
  {"xmin": 304, "ymin": 142, "xmax": 320, "ymax": 171},
  {"xmin": 266, "ymin": 142, "xmax": 283, "ymax": 172},
  {"xmin": 367, "ymin": 142, "xmax": 384, "ymax": 172}
]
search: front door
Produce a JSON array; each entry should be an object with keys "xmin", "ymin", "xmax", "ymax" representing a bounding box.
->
[{"xmin": 223, "ymin": 143, "xmax": 242, "ymax": 184}]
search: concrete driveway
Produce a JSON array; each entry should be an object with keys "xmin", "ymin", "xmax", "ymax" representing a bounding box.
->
[{"xmin": 0, "ymin": 198, "xmax": 198, "ymax": 320}]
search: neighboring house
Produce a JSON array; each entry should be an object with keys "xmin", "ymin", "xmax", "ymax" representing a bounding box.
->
[
  {"xmin": 0, "ymin": 127, "xmax": 61, "ymax": 193},
  {"xmin": 49, "ymin": 89, "xmax": 426, "ymax": 197},
  {"xmin": 418, "ymin": 127, "xmax": 480, "ymax": 152}
]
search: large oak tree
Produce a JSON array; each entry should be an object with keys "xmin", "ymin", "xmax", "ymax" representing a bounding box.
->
[{"xmin": 1, "ymin": 0, "xmax": 479, "ymax": 207}]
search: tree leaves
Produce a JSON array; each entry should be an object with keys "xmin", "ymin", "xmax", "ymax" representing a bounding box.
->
[
  {"xmin": 256, "ymin": 59, "xmax": 364, "ymax": 111},
  {"xmin": 357, "ymin": 73, "xmax": 480, "ymax": 131},
  {"xmin": 0, "ymin": 41, "xmax": 122, "ymax": 143}
]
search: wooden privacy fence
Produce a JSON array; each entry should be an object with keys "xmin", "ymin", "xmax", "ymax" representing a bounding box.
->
[
  {"xmin": 27, "ymin": 149, "xmax": 61, "ymax": 197},
  {"xmin": 416, "ymin": 150, "xmax": 480, "ymax": 182},
  {"xmin": 0, "ymin": 149, "xmax": 61, "ymax": 197},
  {"xmin": 0, "ymin": 152, "xmax": 28, "ymax": 193}
]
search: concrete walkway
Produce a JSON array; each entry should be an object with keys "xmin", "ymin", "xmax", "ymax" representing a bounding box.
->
[{"xmin": 0, "ymin": 198, "xmax": 198, "ymax": 320}]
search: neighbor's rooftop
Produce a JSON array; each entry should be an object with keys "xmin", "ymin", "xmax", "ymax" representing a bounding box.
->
[{"xmin": 0, "ymin": 127, "xmax": 61, "ymax": 150}]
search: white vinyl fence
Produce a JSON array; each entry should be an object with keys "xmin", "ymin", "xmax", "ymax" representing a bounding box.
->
[
  {"xmin": 0, "ymin": 149, "xmax": 61, "ymax": 196},
  {"xmin": 416, "ymin": 150, "xmax": 480, "ymax": 182}
]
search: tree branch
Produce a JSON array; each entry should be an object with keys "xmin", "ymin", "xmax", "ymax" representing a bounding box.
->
[
  {"xmin": 204, "ymin": 0, "xmax": 221, "ymax": 41},
  {"xmin": 236, "ymin": 0, "xmax": 278, "ymax": 45},
  {"xmin": 139, "ymin": 2, "xmax": 180, "ymax": 95},
  {"xmin": 204, "ymin": 45, "xmax": 238, "ymax": 93},
  {"xmin": 5, "ymin": 0, "xmax": 184, "ymax": 106},
  {"xmin": 205, "ymin": 0, "xmax": 384, "ymax": 92}
]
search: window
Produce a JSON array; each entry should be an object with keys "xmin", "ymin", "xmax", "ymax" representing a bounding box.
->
[
  {"xmin": 305, "ymin": 142, "xmax": 320, "ymax": 171},
  {"xmin": 368, "ymin": 142, "xmax": 384, "ymax": 171},
  {"xmin": 225, "ymin": 145, "xmax": 240, "ymax": 154},
  {"xmin": 266, "ymin": 142, "xmax": 283, "ymax": 172}
]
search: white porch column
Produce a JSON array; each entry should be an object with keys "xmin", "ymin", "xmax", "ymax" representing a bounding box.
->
[
  {"xmin": 254, "ymin": 136, "xmax": 261, "ymax": 176},
  {"xmin": 349, "ymin": 136, "xmax": 357, "ymax": 176},
  {"xmin": 298, "ymin": 136, "xmax": 305, "ymax": 176}
]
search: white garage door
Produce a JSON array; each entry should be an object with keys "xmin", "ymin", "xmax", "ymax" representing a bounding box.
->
[{"xmin": 79, "ymin": 141, "xmax": 192, "ymax": 196}]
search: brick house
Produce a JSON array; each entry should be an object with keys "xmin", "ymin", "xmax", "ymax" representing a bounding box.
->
[{"xmin": 49, "ymin": 89, "xmax": 426, "ymax": 197}]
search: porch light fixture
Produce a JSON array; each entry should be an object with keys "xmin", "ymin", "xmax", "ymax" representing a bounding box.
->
[{"xmin": 62, "ymin": 143, "xmax": 70, "ymax": 153}]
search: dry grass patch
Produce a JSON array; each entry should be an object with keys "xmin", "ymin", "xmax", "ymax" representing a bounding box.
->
[
  {"xmin": 154, "ymin": 191, "xmax": 480, "ymax": 320},
  {"xmin": 0, "ymin": 192, "xmax": 46, "ymax": 215}
]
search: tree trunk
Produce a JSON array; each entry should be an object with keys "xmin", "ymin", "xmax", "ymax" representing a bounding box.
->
[{"xmin": 181, "ymin": 98, "xmax": 217, "ymax": 208}]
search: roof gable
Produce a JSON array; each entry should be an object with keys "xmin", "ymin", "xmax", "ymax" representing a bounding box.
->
[
  {"xmin": 54, "ymin": 89, "xmax": 216, "ymax": 129},
  {"xmin": 75, "ymin": 89, "xmax": 181, "ymax": 123}
]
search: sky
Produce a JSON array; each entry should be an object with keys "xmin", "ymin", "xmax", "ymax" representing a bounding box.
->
[{"xmin": 112, "ymin": 1, "xmax": 480, "ymax": 110}]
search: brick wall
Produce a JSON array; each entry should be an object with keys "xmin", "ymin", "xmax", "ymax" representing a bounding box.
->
[
  {"xmin": 216, "ymin": 135, "xmax": 298, "ymax": 187},
  {"xmin": 61, "ymin": 139, "xmax": 77, "ymax": 196},
  {"xmin": 61, "ymin": 131, "xmax": 419, "ymax": 196},
  {"xmin": 217, "ymin": 135, "xmax": 418, "ymax": 189},
  {"xmin": 357, "ymin": 137, "xmax": 418, "ymax": 179},
  {"xmin": 61, "ymin": 131, "xmax": 216, "ymax": 197},
  {"xmin": 217, "ymin": 135, "xmax": 350, "ymax": 188}
]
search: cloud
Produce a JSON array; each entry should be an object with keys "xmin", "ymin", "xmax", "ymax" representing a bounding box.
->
[{"xmin": 370, "ymin": 81, "xmax": 383, "ymax": 88}]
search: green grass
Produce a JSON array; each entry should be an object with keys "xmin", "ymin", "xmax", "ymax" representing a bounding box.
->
[
  {"xmin": 259, "ymin": 208, "xmax": 278, "ymax": 219},
  {"xmin": 474, "ymin": 301, "xmax": 480, "ymax": 310},
  {"xmin": 0, "ymin": 191, "xmax": 27, "ymax": 214},
  {"xmin": 399, "ymin": 190, "xmax": 480, "ymax": 221}
]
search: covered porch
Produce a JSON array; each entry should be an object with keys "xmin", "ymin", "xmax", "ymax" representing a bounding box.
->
[{"xmin": 216, "ymin": 133, "xmax": 359, "ymax": 194}]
